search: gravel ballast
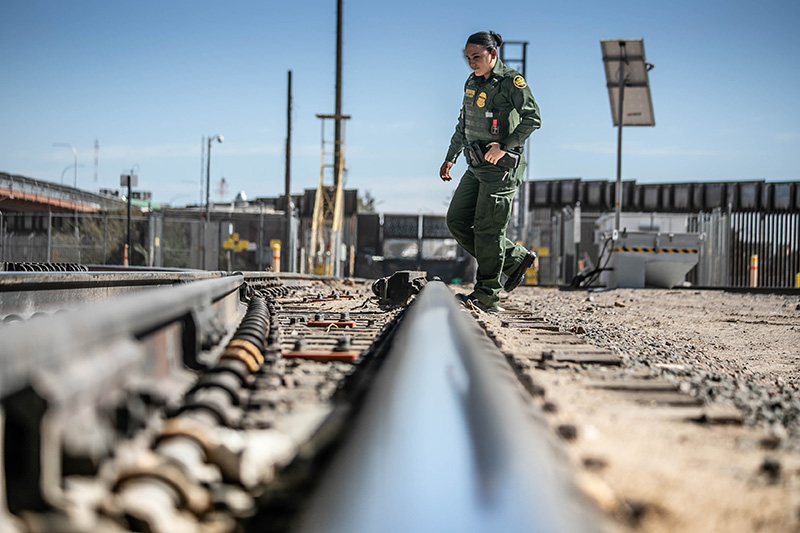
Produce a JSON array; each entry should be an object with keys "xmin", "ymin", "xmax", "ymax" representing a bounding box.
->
[{"xmin": 492, "ymin": 286, "xmax": 800, "ymax": 532}]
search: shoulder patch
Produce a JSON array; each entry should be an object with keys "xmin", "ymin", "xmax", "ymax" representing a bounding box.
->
[{"xmin": 513, "ymin": 75, "xmax": 527, "ymax": 89}]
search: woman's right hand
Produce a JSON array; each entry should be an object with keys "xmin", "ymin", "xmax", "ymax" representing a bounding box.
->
[{"xmin": 439, "ymin": 161, "xmax": 453, "ymax": 181}]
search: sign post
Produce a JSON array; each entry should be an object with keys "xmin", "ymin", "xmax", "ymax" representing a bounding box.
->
[
  {"xmin": 600, "ymin": 39, "xmax": 655, "ymax": 288},
  {"xmin": 600, "ymin": 39, "xmax": 655, "ymax": 235}
]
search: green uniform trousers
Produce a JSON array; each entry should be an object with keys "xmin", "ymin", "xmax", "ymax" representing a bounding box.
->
[{"xmin": 446, "ymin": 161, "xmax": 529, "ymax": 307}]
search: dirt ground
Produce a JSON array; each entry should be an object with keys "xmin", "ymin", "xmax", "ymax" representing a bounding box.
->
[{"xmin": 490, "ymin": 287, "xmax": 800, "ymax": 533}]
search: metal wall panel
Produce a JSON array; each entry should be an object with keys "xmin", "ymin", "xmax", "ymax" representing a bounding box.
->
[
  {"xmin": 641, "ymin": 185, "xmax": 660, "ymax": 211},
  {"xmin": 738, "ymin": 182, "xmax": 760, "ymax": 211},
  {"xmin": 726, "ymin": 183, "xmax": 738, "ymax": 211},
  {"xmin": 691, "ymin": 183, "xmax": 705, "ymax": 211},
  {"xmin": 421, "ymin": 216, "xmax": 451, "ymax": 239},
  {"xmin": 383, "ymin": 215, "xmax": 419, "ymax": 239},
  {"xmin": 796, "ymin": 183, "xmax": 800, "ymax": 210},
  {"xmin": 531, "ymin": 180, "xmax": 550, "ymax": 207},
  {"xmin": 704, "ymin": 183, "xmax": 726, "ymax": 210},
  {"xmin": 356, "ymin": 213, "xmax": 381, "ymax": 255},
  {"xmin": 673, "ymin": 184, "xmax": 691, "ymax": 211},
  {"xmin": 582, "ymin": 181, "xmax": 607, "ymax": 210},
  {"xmin": 559, "ymin": 180, "xmax": 580, "ymax": 206},
  {"xmin": 772, "ymin": 183, "xmax": 792, "ymax": 211},
  {"xmin": 603, "ymin": 182, "xmax": 636, "ymax": 211}
]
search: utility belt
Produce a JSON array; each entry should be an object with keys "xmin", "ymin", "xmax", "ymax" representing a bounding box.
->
[{"xmin": 463, "ymin": 142, "xmax": 522, "ymax": 169}]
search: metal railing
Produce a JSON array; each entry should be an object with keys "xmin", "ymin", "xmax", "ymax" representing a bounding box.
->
[
  {"xmin": 0, "ymin": 172, "xmax": 124, "ymax": 212},
  {"xmin": 728, "ymin": 212, "xmax": 799, "ymax": 288}
]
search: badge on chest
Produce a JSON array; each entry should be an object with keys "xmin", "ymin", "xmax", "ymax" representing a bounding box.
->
[{"xmin": 464, "ymin": 88, "xmax": 488, "ymax": 108}]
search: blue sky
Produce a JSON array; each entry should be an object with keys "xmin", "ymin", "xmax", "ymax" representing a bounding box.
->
[{"xmin": 1, "ymin": 0, "xmax": 798, "ymax": 213}]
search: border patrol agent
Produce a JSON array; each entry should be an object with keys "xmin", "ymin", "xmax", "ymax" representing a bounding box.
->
[{"xmin": 440, "ymin": 30, "xmax": 541, "ymax": 313}]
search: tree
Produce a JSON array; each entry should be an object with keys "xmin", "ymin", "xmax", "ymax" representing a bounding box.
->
[{"xmin": 358, "ymin": 190, "xmax": 378, "ymax": 213}]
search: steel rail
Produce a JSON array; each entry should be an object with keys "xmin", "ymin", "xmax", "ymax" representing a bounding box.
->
[
  {"xmin": 295, "ymin": 281, "xmax": 593, "ymax": 533},
  {"xmin": 0, "ymin": 273, "xmax": 244, "ymax": 398},
  {"xmin": 0, "ymin": 268, "xmax": 358, "ymax": 324},
  {"xmin": 0, "ymin": 273, "xmax": 247, "ymax": 516},
  {"xmin": 0, "ymin": 270, "xmax": 227, "ymax": 322}
]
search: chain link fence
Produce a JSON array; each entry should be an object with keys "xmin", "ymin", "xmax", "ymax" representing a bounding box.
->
[{"xmin": 0, "ymin": 212, "xmax": 253, "ymax": 270}]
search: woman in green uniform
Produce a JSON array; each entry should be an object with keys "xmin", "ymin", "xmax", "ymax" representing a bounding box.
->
[{"xmin": 440, "ymin": 30, "xmax": 541, "ymax": 313}]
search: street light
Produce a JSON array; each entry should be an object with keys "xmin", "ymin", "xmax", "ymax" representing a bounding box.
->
[
  {"xmin": 205, "ymin": 134, "xmax": 223, "ymax": 222},
  {"xmin": 60, "ymin": 164, "xmax": 84, "ymax": 209},
  {"xmin": 60, "ymin": 164, "xmax": 72, "ymax": 187},
  {"xmin": 53, "ymin": 143, "xmax": 77, "ymax": 189},
  {"xmin": 54, "ymin": 143, "xmax": 80, "ymax": 243}
]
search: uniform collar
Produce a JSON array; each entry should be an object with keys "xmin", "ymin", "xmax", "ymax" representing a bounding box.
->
[
  {"xmin": 469, "ymin": 58, "xmax": 506, "ymax": 85},
  {"xmin": 490, "ymin": 58, "xmax": 506, "ymax": 79}
]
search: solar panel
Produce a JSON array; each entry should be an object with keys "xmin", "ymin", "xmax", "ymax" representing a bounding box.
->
[{"xmin": 601, "ymin": 39, "xmax": 655, "ymax": 126}]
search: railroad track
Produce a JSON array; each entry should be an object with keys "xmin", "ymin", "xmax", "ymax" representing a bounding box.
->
[
  {"xmin": 0, "ymin": 268, "xmax": 613, "ymax": 532},
  {"xmin": 6, "ymin": 267, "xmax": 780, "ymax": 532}
]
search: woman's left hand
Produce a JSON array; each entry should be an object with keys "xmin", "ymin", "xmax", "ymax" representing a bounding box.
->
[{"xmin": 484, "ymin": 143, "xmax": 506, "ymax": 165}]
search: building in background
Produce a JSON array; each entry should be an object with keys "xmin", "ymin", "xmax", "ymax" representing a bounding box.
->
[{"xmin": 2, "ymin": 172, "xmax": 798, "ymax": 288}]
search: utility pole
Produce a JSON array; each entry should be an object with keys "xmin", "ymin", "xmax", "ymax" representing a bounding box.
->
[
  {"xmin": 310, "ymin": 0, "xmax": 349, "ymax": 276},
  {"xmin": 334, "ymin": 0, "xmax": 343, "ymax": 192},
  {"xmin": 285, "ymin": 70, "xmax": 294, "ymax": 272},
  {"xmin": 200, "ymin": 136, "xmax": 206, "ymax": 206},
  {"xmin": 331, "ymin": 0, "xmax": 345, "ymax": 277}
]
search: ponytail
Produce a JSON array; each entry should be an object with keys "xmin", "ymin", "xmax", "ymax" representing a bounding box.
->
[{"xmin": 466, "ymin": 31, "xmax": 503, "ymax": 52}]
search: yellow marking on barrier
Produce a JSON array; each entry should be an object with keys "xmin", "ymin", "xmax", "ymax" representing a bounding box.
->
[
  {"xmin": 223, "ymin": 232, "xmax": 250, "ymax": 252},
  {"xmin": 614, "ymin": 247, "xmax": 698, "ymax": 254}
]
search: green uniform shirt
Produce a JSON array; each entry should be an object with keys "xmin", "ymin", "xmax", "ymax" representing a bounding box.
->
[{"xmin": 445, "ymin": 58, "xmax": 541, "ymax": 163}]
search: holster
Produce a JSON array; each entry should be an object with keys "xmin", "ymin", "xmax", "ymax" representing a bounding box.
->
[{"xmin": 463, "ymin": 142, "xmax": 521, "ymax": 169}]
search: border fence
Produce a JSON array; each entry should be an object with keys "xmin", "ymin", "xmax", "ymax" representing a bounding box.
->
[
  {"xmin": 2, "ymin": 177, "xmax": 798, "ymax": 289},
  {"xmin": 526, "ymin": 180, "xmax": 800, "ymax": 289}
]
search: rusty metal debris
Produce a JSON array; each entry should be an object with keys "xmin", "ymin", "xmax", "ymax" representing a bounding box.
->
[{"xmin": 370, "ymin": 270, "xmax": 427, "ymax": 307}]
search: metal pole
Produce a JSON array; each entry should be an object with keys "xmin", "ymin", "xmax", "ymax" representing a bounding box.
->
[
  {"xmin": 46, "ymin": 211, "xmax": 52, "ymax": 263},
  {"xmin": 574, "ymin": 202, "xmax": 581, "ymax": 278},
  {"xmin": 60, "ymin": 165, "xmax": 72, "ymax": 189},
  {"xmin": 0, "ymin": 211, "xmax": 4, "ymax": 262},
  {"xmin": 200, "ymin": 136, "xmax": 206, "ymax": 206},
  {"xmin": 614, "ymin": 43, "xmax": 627, "ymax": 234},
  {"xmin": 127, "ymin": 175, "xmax": 132, "ymax": 261},
  {"xmin": 285, "ymin": 70, "xmax": 294, "ymax": 272},
  {"xmin": 518, "ymin": 42, "xmax": 528, "ymax": 243},
  {"xmin": 205, "ymin": 137, "xmax": 212, "ymax": 223},
  {"xmin": 204, "ymin": 137, "xmax": 214, "ymax": 271},
  {"xmin": 333, "ymin": 0, "xmax": 344, "ymax": 276},
  {"xmin": 103, "ymin": 214, "xmax": 108, "ymax": 264},
  {"xmin": 334, "ymin": 0, "xmax": 343, "ymax": 190}
]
